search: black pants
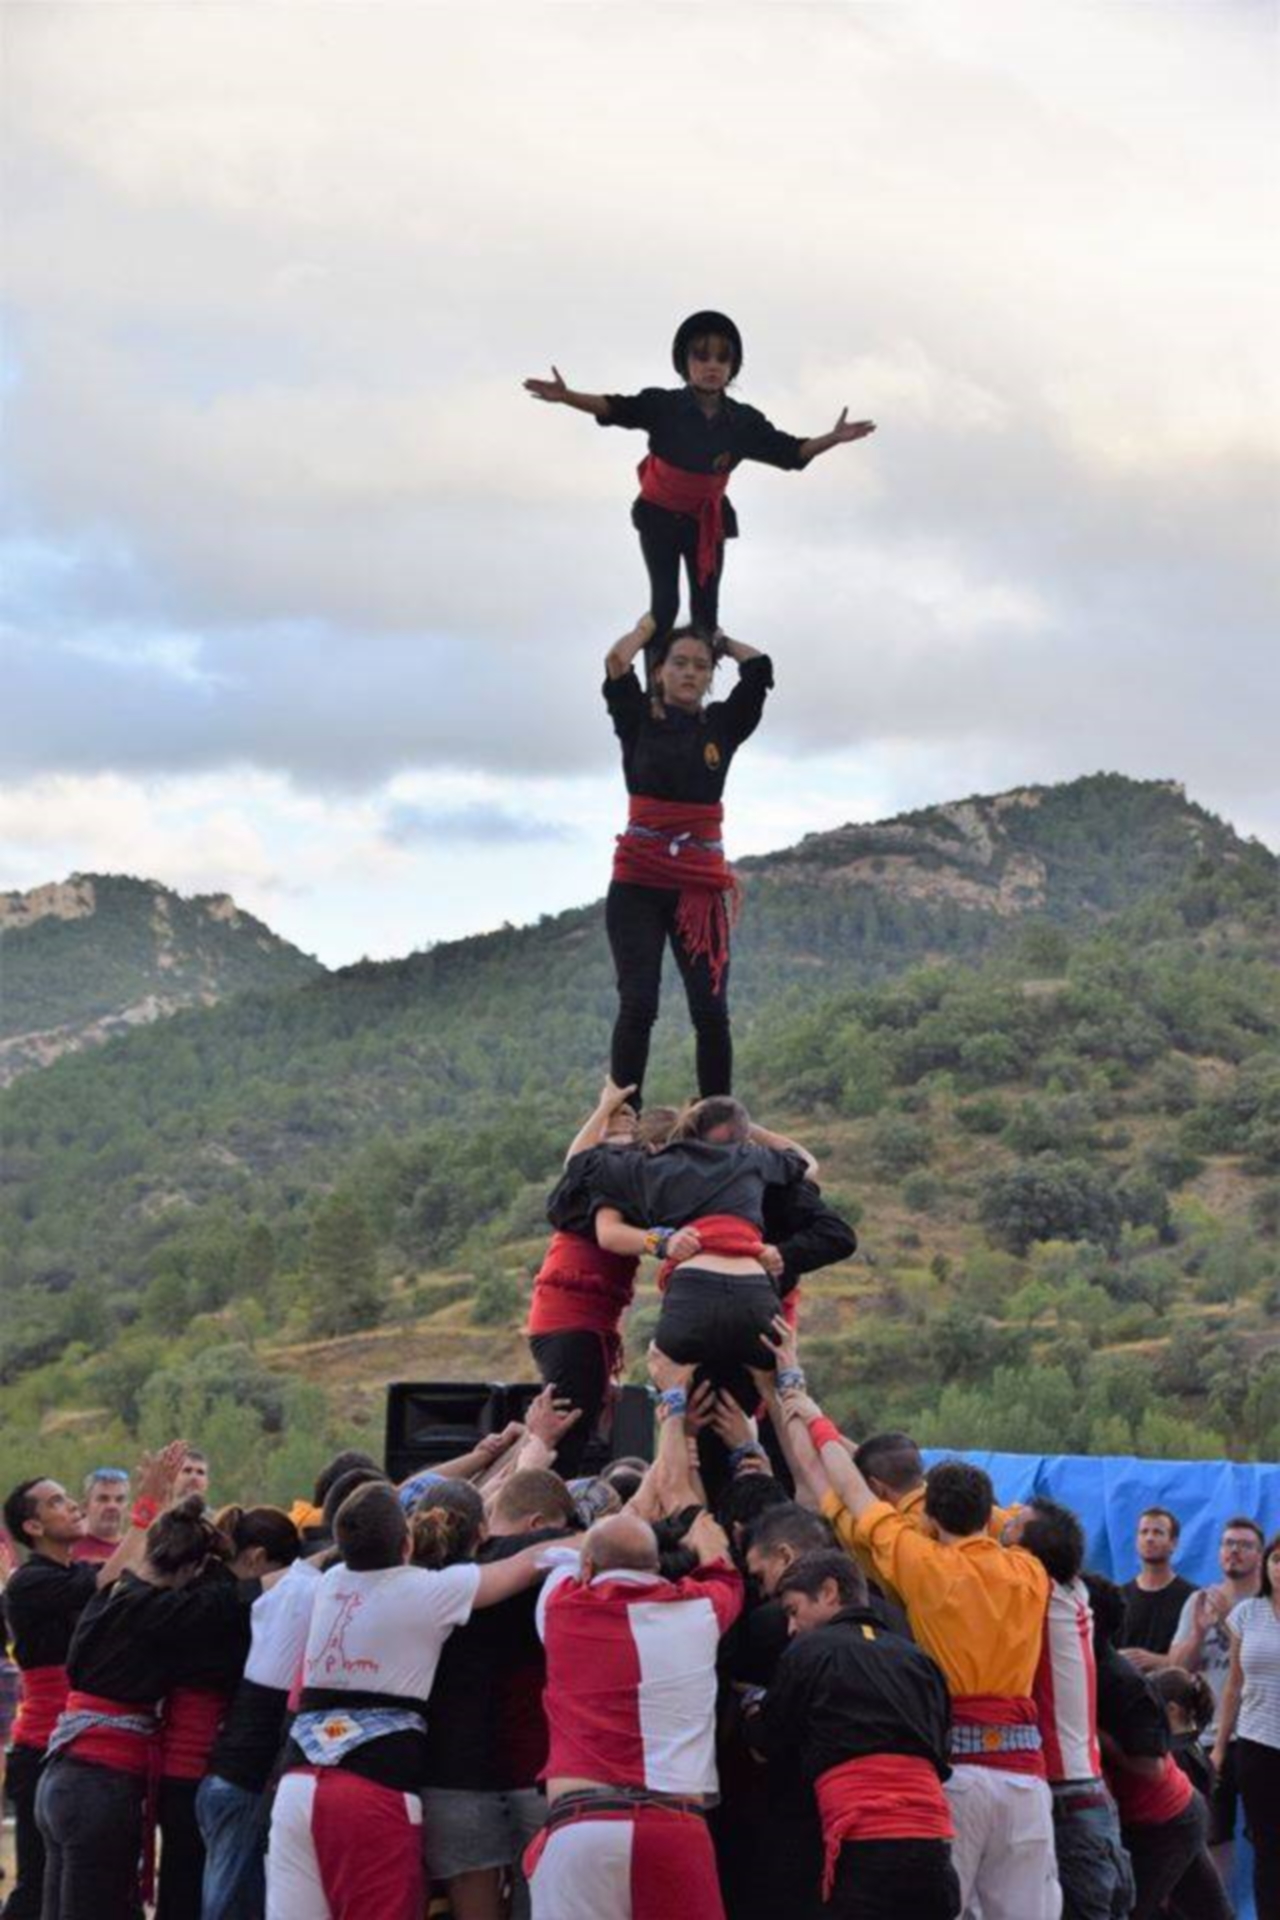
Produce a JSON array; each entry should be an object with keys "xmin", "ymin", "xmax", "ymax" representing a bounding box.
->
[
  {"xmin": 655, "ymin": 1270, "xmax": 778, "ymax": 1416},
  {"xmin": 3, "ymin": 1743, "xmax": 47, "ymax": 1919},
  {"xmin": 529, "ymin": 1330, "xmax": 610, "ymax": 1480},
  {"xmin": 1124, "ymin": 1791, "xmax": 1232, "ymax": 1920},
  {"xmin": 606, "ymin": 881, "xmax": 731, "ymax": 1104},
  {"xmin": 829, "ymin": 1839, "xmax": 961, "ymax": 1919},
  {"xmin": 156, "ymin": 1778, "xmax": 205, "ymax": 1920},
  {"xmin": 35, "ymin": 1754, "xmax": 145, "ymax": 1920},
  {"xmin": 634, "ymin": 500, "xmax": 723, "ymax": 642},
  {"xmin": 1237, "ymin": 1735, "xmax": 1280, "ymax": 1920}
]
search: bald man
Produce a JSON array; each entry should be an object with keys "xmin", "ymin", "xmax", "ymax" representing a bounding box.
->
[{"xmin": 526, "ymin": 1495, "xmax": 744, "ymax": 1916}]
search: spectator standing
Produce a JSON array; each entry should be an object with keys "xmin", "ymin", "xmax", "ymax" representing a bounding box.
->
[
  {"xmin": 70, "ymin": 1470, "xmax": 130, "ymax": 1566},
  {"xmin": 1167, "ymin": 1516, "xmax": 1264, "ymax": 1853},
  {"xmin": 1213, "ymin": 1531, "xmax": 1280, "ymax": 1920},
  {"xmin": 1120, "ymin": 1510, "xmax": 1196, "ymax": 1668}
]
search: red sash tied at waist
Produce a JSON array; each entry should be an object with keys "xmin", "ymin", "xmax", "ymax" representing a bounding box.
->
[
  {"xmin": 527, "ymin": 1231, "xmax": 638, "ymax": 1337},
  {"xmin": 950, "ymin": 1693, "xmax": 1045, "ymax": 1777},
  {"xmin": 12, "ymin": 1664, "xmax": 70, "ymax": 1751},
  {"xmin": 637, "ymin": 454, "xmax": 731, "ymax": 585},
  {"xmin": 160, "ymin": 1684, "xmax": 231, "ymax": 1781},
  {"xmin": 658, "ymin": 1214, "xmax": 764, "ymax": 1291},
  {"xmin": 613, "ymin": 797, "xmax": 740, "ymax": 996},
  {"xmin": 815, "ymin": 1754, "xmax": 954, "ymax": 1898},
  {"xmin": 55, "ymin": 1690, "xmax": 158, "ymax": 1777}
]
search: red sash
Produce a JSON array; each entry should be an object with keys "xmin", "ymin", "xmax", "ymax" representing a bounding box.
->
[
  {"xmin": 11, "ymin": 1664, "xmax": 69, "ymax": 1751},
  {"xmin": 160, "ymin": 1684, "xmax": 231, "ymax": 1780},
  {"xmin": 527, "ymin": 1231, "xmax": 638, "ymax": 1338},
  {"xmin": 637, "ymin": 454, "xmax": 730, "ymax": 584},
  {"xmin": 657, "ymin": 1213, "xmax": 764, "ymax": 1291},
  {"xmin": 951, "ymin": 1693, "xmax": 1046, "ymax": 1777},
  {"xmin": 815, "ymin": 1754, "xmax": 953, "ymax": 1896},
  {"xmin": 612, "ymin": 797, "xmax": 739, "ymax": 995},
  {"xmin": 59, "ymin": 1690, "xmax": 156, "ymax": 1776}
]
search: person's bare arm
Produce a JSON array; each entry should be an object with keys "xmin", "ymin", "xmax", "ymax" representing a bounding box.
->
[
  {"xmin": 751, "ymin": 1368, "xmax": 827, "ymax": 1509},
  {"xmin": 797, "ymin": 410, "xmax": 876, "ymax": 464},
  {"xmin": 474, "ymin": 1534, "xmax": 585, "ymax": 1608},
  {"xmin": 1211, "ymin": 1632, "xmax": 1244, "ymax": 1773},
  {"xmin": 687, "ymin": 1511, "xmax": 733, "ymax": 1567},
  {"xmin": 98, "ymin": 1441, "xmax": 188, "ymax": 1586},
  {"xmin": 765, "ymin": 1317, "xmax": 869, "ymax": 1516},
  {"xmin": 419, "ymin": 1425, "xmax": 524, "ymax": 1487},
  {"xmin": 718, "ymin": 635, "xmax": 763, "ymax": 663},
  {"xmin": 647, "ymin": 1345, "xmax": 702, "ymax": 1513},
  {"xmin": 605, "ymin": 615, "xmax": 657, "ymax": 681},
  {"xmin": 1167, "ymin": 1588, "xmax": 1227, "ymax": 1673},
  {"xmin": 595, "ymin": 1207, "xmax": 701, "ymax": 1264},
  {"xmin": 748, "ymin": 1121, "xmax": 818, "ymax": 1182},
  {"xmin": 564, "ymin": 1079, "xmax": 638, "ymax": 1164},
  {"xmin": 523, "ymin": 367, "xmax": 610, "ymax": 419}
]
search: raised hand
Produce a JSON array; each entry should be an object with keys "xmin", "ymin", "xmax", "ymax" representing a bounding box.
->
[
  {"xmin": 524, "ymin": 1388, "xmax": 581, "ymax": 1447},
  {"xmin": 524, "ymin": 366, "xmax": 569, "ymax": 404},
  {"xmin": 476, "ymin": 1421, "xmax": 525, "ymax": 1463},
  {"xmin": 684, "ymin": 1378, "xmax": 718, "ymax": 1434},
  {"xmin": 138, "ymin": 1439, "xmax": 190, "ymax": 1507},
  {"xmin": 710, "ymin": 1393, "xmax": 758, "ymax": 1451},
  {"xmin": 758, "ymin": 1243, "xmax": 784, "ymax": 1280},
  {"xmin": 760, "ymin": 1313, "xmax": 800, "ymax": 1377},
  {"xmin": 831, "ymin": 407, "xmax": 875, "ymax": 443}
]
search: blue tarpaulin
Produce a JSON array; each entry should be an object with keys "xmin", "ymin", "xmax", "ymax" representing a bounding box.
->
[{"xmin": 919, "ymin": 1450, "xmax": 1280, "ymax": 1919}]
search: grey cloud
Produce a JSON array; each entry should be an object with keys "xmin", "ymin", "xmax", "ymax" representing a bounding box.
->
[{"xmin": 382, "ymin": 801, "xmax": 575, "ymax": 847}]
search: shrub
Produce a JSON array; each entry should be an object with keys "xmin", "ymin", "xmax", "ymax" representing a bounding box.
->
[{"xmin": 979, "ymin": 1157, "xmax": 1124, "ymax": 1256}]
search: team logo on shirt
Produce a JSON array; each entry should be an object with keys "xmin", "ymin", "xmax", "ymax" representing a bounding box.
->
[{"xmin": 704, "ymin": 742, "xmax": 722, "ymax": 770}]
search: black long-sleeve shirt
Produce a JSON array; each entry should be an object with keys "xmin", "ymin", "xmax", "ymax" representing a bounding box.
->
[
  {"xmin": 756, "ymin": 1607, "xmax": 952, "ymax": 1784},
  {"xmin": 604, "ymin": 655, "xmax": 773, "ymax": 804},
  {"xmin": 762, "ymin": 1182, "xmax": 858, "ymax": 1300},
  {"xmin": 67, "ymin": 1567, "xmax": 258, "ymax": 1705},
  {"xmin": 3, "ymin": 1554, "xmax": 99, "ymax": 1669},
  {"xmin": 588, "ymin": 1139, "xmax": 808, "ymax": 1234},
  {"xmin": 600, "ymin": 388, "xmax": 807, "ymax": 541}
]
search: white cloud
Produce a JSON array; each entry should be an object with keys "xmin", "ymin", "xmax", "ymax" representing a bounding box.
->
[{"xmin": 1, "ymin": 1, "xmax": 1276, "ymax": 957}]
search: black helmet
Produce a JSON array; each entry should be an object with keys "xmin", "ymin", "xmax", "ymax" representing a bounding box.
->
[{"xmin": 672, "ymin": 310, "xmax": 743, "ymax": 381}]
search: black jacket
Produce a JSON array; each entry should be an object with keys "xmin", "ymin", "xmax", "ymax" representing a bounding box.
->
[{"xmin": 756, "ymin": 1607, "xmax": 952, "ymax": 1785}]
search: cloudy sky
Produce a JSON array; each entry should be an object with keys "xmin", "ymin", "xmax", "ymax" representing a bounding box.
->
[{"xmin": 3, "ymin": 1, "xmax": 1277, "ymax": 967}]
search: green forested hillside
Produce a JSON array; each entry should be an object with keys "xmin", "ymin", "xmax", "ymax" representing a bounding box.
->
[
  {"xmin": 0, "ymin": 873, "xmax": 325, "ymax": 1081},
  {"xmin": 1, "ymin": 775, "xmax": 1277, "ymax": 1498}
]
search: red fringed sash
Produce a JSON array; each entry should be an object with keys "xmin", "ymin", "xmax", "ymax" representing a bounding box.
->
[
  {"xmin": 637, "ymin": 454, "xmax": 730, "ymax": 584},
  {"xmin": 613, "ymin": 798, "xmax": 739, "ymax": 996},
  {"xmin": 160, "ymin": 1684, "xmax": 231, "ymax": 1781}
]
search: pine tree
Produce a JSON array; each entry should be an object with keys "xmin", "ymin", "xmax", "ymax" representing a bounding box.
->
[{"xmin": 306, "ymin": 1194, "xmax": 384, "ymax": 1336}]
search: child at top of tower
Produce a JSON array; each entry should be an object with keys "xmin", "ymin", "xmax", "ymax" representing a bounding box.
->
[{"xmin": 523, "ymin": 310, "xmax": 875, "ymax": 653}]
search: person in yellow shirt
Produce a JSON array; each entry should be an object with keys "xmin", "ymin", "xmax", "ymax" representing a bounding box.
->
[{"xmin": 771, "ymin": 1332, "xmax": 1060, "ymax": 1920}]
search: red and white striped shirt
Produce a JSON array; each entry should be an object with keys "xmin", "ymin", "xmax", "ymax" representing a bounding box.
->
[
  {"xmin": 1034, "ymin": 1576, "xmax": 1102, "ymax": 1783},
  {"xmin": 537, "ymin": 1559, "xmax": 743, "ymax": 1797}
]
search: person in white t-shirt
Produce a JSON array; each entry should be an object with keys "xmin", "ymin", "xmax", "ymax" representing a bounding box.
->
[
  {"xmin": 265, "ymin": 1481, "xmax": 564, "ymax": 1920},
  {"xmin": 1166, "ymin": 1515, "xmax": 1264, "ymax": 1853},
  {"xmin": 1213, "ymin": 1533, "xmax": 1280, "ymax": 1920}
]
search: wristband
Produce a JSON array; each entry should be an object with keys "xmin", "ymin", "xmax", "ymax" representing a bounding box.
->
[
  {"xmin": 644, "ymin": 1227, "xmax": 674, "ymax": 1259},
  {"xmin": 807, "ymin": 1416, "xmax": 842, "ymax": 1452},
  {"xmin": 776, "ymin": 1367, "xmax": 806, "ymax": 1393},
  {"xmin": 657, "ymin": 1387, "xmax": 688, "ymax": 1418},
  {"xmin": 728, "ymin": 1442, "xmax": 766, "ymax": 1473},
  {"xmin": 131, "ymin": 1496, "xmax": 160, "ymax": 1530}
]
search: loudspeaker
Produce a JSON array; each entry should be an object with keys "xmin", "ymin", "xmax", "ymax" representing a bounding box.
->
[{"xmin": 385, "ymin": 1379, "xmax": 654, "ymax": 1481}]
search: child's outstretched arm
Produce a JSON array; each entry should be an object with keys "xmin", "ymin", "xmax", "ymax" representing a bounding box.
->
[
  {"xmin": 798, "ymin": 407, "xmax": 876, "ymax": 465},
  {"xmin": 523, "ymin": 366, "xmax": 610, "ymax": 420}
]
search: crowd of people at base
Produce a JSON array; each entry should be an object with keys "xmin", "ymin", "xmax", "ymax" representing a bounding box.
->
[{"xmin": 2, "ymin": 1334, "xmax": 1278, "ymax": 1920}]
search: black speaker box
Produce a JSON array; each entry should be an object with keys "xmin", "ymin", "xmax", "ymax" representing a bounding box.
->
[{"xmin": 385, "ymin": 1380, "xmax": 654, "ymax": 1482}]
